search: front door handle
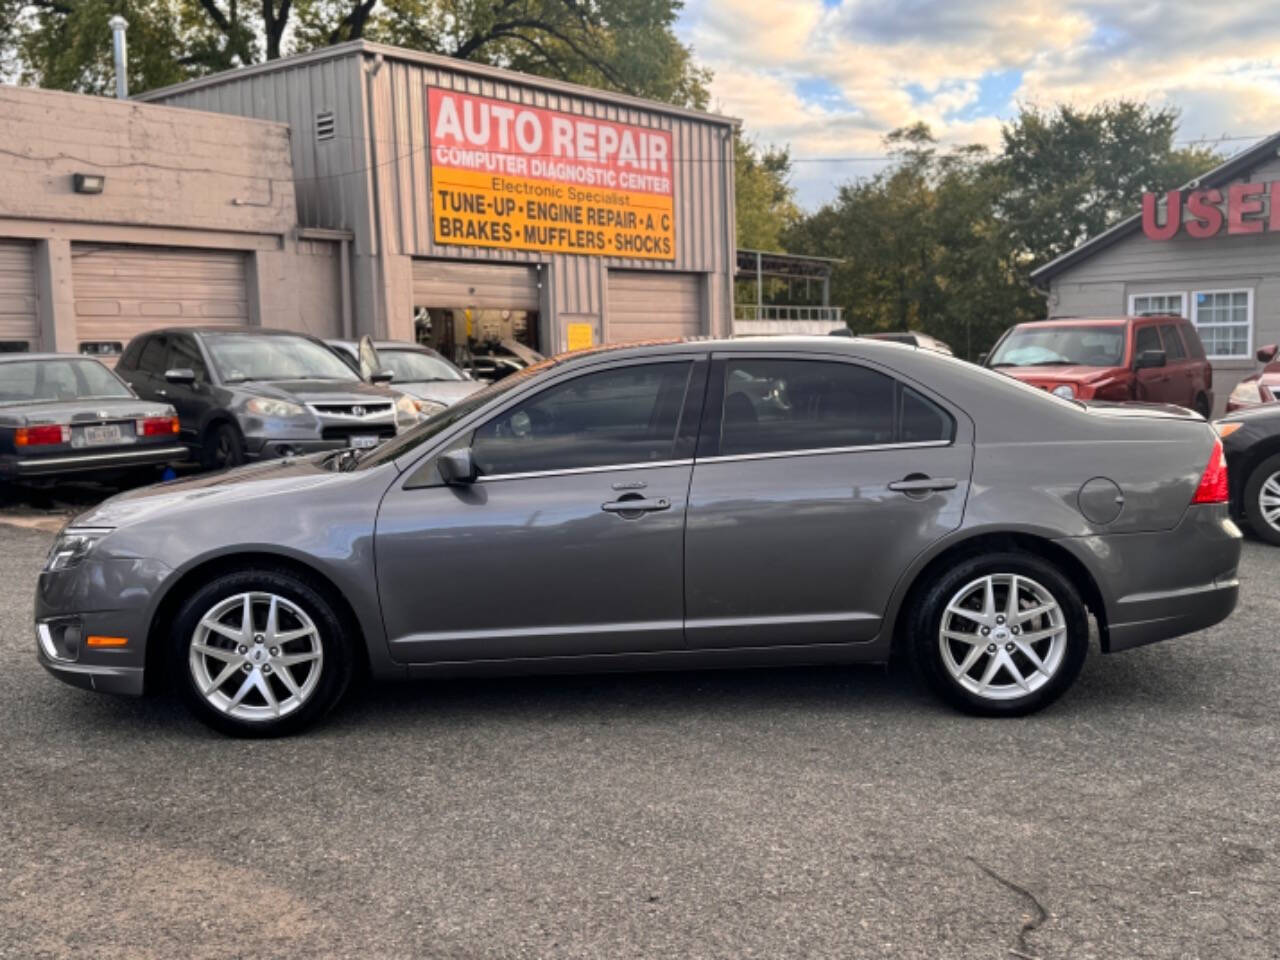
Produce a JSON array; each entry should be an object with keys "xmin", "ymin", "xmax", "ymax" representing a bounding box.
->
[
  {"xmin": 602, "ymin": 496, "xmax": 671, "ymax": 514},
  {"xmin": 888, "ymin": 476, "xmax": 957, "ymax": 493}
]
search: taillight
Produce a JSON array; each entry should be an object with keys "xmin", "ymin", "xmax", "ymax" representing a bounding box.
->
[
  {"xmin": 15, "ymin": 424, "xmax": 69, "ymax": 447},
  {"xmin": 1191, "ymin": 437, "xmax": 1229, "ymax": 504},
  {"xmin": 137, "ymin": 416, "xmax": 180, "ymax": 437}
]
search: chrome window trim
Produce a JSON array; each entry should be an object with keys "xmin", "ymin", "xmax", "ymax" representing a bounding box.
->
[
  {"xmin": 478, "ymin": 458, "xmax": 694, "ymax": 483},
  {"xmin": 696, "ymin": 439, "xmax": 952, "ymax": 465}
]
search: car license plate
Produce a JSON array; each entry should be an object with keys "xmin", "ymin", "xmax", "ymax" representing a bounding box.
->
[
  {"xmin": 82, "ymin": 424, "xmax": 122, "ymax": 446},
  {"xmin": 350, "ymin": 435, "xmax": 380, "ymax": 449}
]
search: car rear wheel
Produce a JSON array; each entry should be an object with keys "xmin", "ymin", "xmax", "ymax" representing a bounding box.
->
[
  {"xmin": 1243, "ymin": 452, "xmax": 1280, "ymax": 546},
  {"xmin": 202, "ymin": 422, "xmax": 244, "ymax": 471},
  {"xmin": 909, "ymin": 552, "xmax": 1089, "ymax": 716},
  {"xmin": 171, "ymin": 569, "xmax": 353, "ymax": 737}
]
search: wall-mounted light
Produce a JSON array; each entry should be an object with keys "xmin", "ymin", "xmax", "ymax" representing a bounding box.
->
[{"xmin": 73, "ymin": 173, "xmax": 105, "ymax": 194}]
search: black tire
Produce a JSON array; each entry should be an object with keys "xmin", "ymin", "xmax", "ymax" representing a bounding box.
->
[
  {"xmin": 1194, "ymin": 393, "xmax": 1211, "ymax": 419},
  {"xmin": 170, "ymin": 568, "xmax": 354, "ymax": 737},
  {"xmin": 201, "ymin": 421, "xmax": 244, "ymax": 471},
  {"xmin": 1243, "ymin": 452, "xmax": 1280, "ymax": 546},
  {"xmin": 908, "ymin": 551, "xmax": 1089, "ymax": 717}
]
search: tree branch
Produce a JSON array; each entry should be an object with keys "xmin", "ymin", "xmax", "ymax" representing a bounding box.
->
[{"xmin": 329, "ymin": 0, "xmax": 378, "ymax": 44}]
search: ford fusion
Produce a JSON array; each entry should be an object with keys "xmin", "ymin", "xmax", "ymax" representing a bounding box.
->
[{"xmin": 36, "ymin": 338, "xmax": 1241, "ymax": 736}]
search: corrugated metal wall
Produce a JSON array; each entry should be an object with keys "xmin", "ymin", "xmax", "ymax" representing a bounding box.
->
[
  {"xmin": 0, "ymin": 241, "xmax": 39, "ymax": 346},
  {"xmin": 143, "ymin": 43, "xmax": 737, "ymax": 340}
]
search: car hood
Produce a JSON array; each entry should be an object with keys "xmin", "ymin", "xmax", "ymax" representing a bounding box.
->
[
  {"xmin": 234, "ymin": 379, "xmax": 398, "ymax": 404},
  {"xmin": 71, "ymin": 455, "xmax": 343, "ymax": 531},
  {"xmin": 992, "ymin": 364, "xmax": 1117, "ymax": 385},
  {"xmin": 0, "ymin": 397, "xmax": 173, "ymax": 428},
  {"xmin": 394, "ymin": 380, "xmax": 484, "ymax": 405}
]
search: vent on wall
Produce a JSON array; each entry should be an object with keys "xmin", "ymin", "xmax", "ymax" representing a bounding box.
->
[{"xmin": 315, "ymin": 111, "xmax": 336, "ymax": 142}]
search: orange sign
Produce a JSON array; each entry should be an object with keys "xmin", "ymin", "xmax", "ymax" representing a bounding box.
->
[{"xmin": 427, "ymin": 88, "xmax": 676, "ymax": 260}]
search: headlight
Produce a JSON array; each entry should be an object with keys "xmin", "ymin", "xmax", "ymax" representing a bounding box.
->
[
  {"xmin": 46, "ymin": 527, "xmax": 112, "ymax": 572},
  {"xmin": 1051, "ymin": 384, "xmax": 1077, "ymax": 399},
  {"xmin": 415, "ymin": 399, "xmax": 447, "ymax": 418},
  {"xmin": 245, "ymin": 397, "xmax": 306, "ymax": 417},
  {"xmin": 395, "ymin": 394, "xmax": 443, "ymax": 427}
]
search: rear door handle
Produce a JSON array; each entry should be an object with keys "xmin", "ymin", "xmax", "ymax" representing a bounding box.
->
[
  {"xmin": 888, "ymin": 477, "xmax": 957, "ymax": 493},
  {"xmin": 602, "ymin": 497, "xmax": 671, "ymax": 513}
]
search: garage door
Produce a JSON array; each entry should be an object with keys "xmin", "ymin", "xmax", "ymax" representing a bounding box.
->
[
  {"xmin": 607, "ymin": 271, "xmax": 703, "ymax": 342},
  {"xmin": 71, "ymin": 245, "xmax": 249, "ymax": 352},
  {"xmin": 412, "ymin": 260, "xmax": 540, "ymax": 310},
  {"xmin": 0, "ymin": 240, "xmax": 39, "ymax": 350}
]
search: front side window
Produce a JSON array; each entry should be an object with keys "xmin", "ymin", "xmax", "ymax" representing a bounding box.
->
[
  {"xmin": 717, "ymin": 358, "xmax": 951, "ymax": 457},
  {"xmin": 205, "ymin": 334, "xmax": 360, "ymax": 383},
  {"xmin": 0, "ymin": 359, "xmax": 133, "ymax": 403},
  {"xmin": 989, "ymin": 324, "xmax": 1126, "ymax": 368},
  {"xmin": 1132, "ymin": 293, "xmax": 1186, "ymax": 317},
  {"xmin": 472, "ymin": 361, "xmax": 693, "ymax": 476},
  {"xmin": 1193, "ymin": 290, "xmax": 1251, "ymax": 358},
  {"xmin": 167, "ymin": 335, "xmax": 209, "ymax": 382},
  {"xmin": 1135, "ymin": 325, "xmax": 1162, "ymax": 357},
  {"xmin": 136, "ymin": 335, "xmax": 169, "ymax": 374}
]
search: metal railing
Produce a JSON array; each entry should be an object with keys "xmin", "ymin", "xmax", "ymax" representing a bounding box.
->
[{"xmin": 733, "ymin": 304, "xmax": 844, "ymax": 323}]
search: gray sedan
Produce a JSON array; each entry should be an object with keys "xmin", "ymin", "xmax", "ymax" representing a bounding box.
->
[{"xmin": 35, "ymin": 337, "xmax": 1242, "ymax": 736}]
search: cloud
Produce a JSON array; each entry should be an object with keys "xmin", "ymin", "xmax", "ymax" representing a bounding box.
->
[{"xmin": 678, "ymin": 0, "xmax": 1280, "ymax": 208}]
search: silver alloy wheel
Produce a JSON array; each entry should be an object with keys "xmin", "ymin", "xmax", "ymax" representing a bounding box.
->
[
  {"xmin": 938, "ymin": 573, "xmax": 1067, "ymax": 701},
  {"xmin": 1259, "ymin": 472, "xmax": 1280, "ymax": 532},
  {"xmin": 188, "ymin": 592, "xmax": 323, "ymax": 722}
]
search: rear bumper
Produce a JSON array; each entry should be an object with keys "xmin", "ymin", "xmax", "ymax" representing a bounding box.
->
[
  {"xmin": 0, "ymin": 444, "xmax": 187, "ymax": 478},
  {"xmin": 1055, "ymin": 503, "xmax": 1242, "ymax": 653}
]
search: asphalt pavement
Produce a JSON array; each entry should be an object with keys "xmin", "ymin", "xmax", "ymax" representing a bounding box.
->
[{"xmin": 1, "ymin": 522, "xmax": 1277, "ymax": 959}]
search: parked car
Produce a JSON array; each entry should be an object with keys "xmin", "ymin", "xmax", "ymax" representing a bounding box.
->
[
  {"xmin": 0, "ymin": 354, "xmax": 184, "ymax": 481},
  {"xmin": 327, "ymin": 338, "xmax": 483, "ymax": 414},
  {"xmin": 1224, "ymin": 343, "xmax": 1280, "ymax": 412},
  {"xmin": 859, "ymin": 331, "xmax": 955, "ymax": 355},
  {"xmin": 115, "ymin": 327, "xmax": 419, "ymax": 469},
  {"xmin": 1214, "ymin": 405, "xmax": 1280, "ymax": 544},
  {"xmin": 984, "ymin": 315, "xmax": 1213, "ymax": 417},
  {"xmin": 37, "ymin": 337, "xmax": 1240, "ymax": 736}
]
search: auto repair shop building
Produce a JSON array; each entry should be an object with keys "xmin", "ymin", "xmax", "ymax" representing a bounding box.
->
[
  {"xmin": 1031, "ymin": 131, "xmax": 1280, "ymax": 413},
  {"xmin": 139, "ymin": 41, "xmax": 738, "ymax": 361}
]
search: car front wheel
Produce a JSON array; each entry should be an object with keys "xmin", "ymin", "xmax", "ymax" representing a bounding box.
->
[
  {"xmin": 1243, "ymin": 452, "xmax": 1280, "ymax": 546},
  {"xmin": 171, "ymin": 569, "xmax": 353, "ymax": 736},
  {"xmin": 909, "ymin": 552, "xmax": 1089, "ymax": 716}
]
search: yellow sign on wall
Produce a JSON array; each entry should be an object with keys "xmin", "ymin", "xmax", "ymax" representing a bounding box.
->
[
  {"xmin": 427, "ymin": 88, "xmax": 676, "ymax": 261},
  {"xmin": 566, "ymin": 322, "xmax": 595, "ymax": 351}
]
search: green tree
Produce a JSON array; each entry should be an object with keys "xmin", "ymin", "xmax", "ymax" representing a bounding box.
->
[
  {"xmin": 5, "ymin": 0, "xmax": 709, "ymax": 107},
  {"xmin": 734, "ymin": 137, "xmax": 800, "ymax": 250},
  {"xmin": 784, "ymin": 124, "xmax": 1037, "ymax": 358},
  {"xmin": 999, "ymin": 101, "xmax": 1221, "ymax": 270}
]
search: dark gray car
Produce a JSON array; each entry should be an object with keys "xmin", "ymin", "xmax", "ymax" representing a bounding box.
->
[
  {"xmin": 115, "ymin": 327, "xmax": 419, "ymax": 468},
  {"xmin": 35, "ymin": 337, "xmax": 1241, "ymax": 736}
]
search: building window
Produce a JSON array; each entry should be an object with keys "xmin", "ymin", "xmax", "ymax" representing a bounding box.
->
[
  {"xmin": 1130, "ymin": 292, "xmax": 1186, "ymax": 317},
  {"xmin": 1192, "ymin": 290, "xmax": 1252, "ymax": 359}
]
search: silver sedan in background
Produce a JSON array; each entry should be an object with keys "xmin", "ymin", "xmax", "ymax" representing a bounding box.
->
[{"xmin": 35, "ymin": 337, "xmax": 1240, "ymax": 736}]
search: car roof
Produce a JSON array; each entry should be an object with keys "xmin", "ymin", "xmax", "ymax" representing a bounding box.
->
[
  {"xmin": 0, "ymin": 352, "xmax": 111, "ymax": 363},
  {"xmin": 326, "ymin": 339, "xmax": 435, "ymax": 352},
  {"xmin": 146, "ymin": 326, "xmax": 321, "ymax": 338},
  {"xmin": 1031, "ymin": 316, "xmax": 1179, "ymax": 327}
]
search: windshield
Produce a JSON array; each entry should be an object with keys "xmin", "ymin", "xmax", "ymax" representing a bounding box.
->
[
  {"xmin": 0, "ymin": 358, "xmax": 133, "ymax": 404},
  {"xmin": 381, "ymin": 349, "xmax": 465, "ymax": 383},
  {"xmin": 989, "ymin": 325, "xmax": 1126, "ymax": 368},
  {"xmin": 354, "ymin": 357, "xmax": 557, "ymax": 471},
  {"xmin": 207, "ymin": 334, "xmax": 361, "ymax": 383}
]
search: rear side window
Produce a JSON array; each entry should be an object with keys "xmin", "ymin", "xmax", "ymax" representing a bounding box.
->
[
  {"xmin": 716, "ymin": 358, "xmax": 952, "ymax": 457},
  {"xmin": 472, "ymin": 361, "xmax": 694, "ymax": 476},
  {"xmin": 1159, "ymin": 324, "xmax": 1186, "ymax": 360},
  {"xmin": 1135, "ymin": 326, "xmax": 1162, "ymax": 356},
  {"xmin": 1180, "ymin": 322, "xmax": 1207, "ymax": 359}
]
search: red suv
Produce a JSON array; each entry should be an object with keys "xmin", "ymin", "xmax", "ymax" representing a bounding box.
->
[{"xmin": 984, "ymin": 315, "xmax": 1213, "ymax": 417}]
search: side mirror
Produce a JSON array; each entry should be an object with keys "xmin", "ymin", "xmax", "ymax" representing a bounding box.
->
[
  {"xmin": 164, "ymin": 368, "xmax": 196, "ymax": 385},
  {"xmin": 437, "ymin": 447, "xmax": 477, "ymax": 485},
  {"xmin": 1134, "ymin": 349, "xmax": 1167, "ymax": 370},
  {"xmin": 1257, "ymin": 344, "xmax": 1278, "ymax": 364},
  {"xmin": 977, "ymin": 352, "xmax": 989, "ymax": 366},
  {"xmin": 370, "ymin": 369, "xmax": 394, "ymax": 384}
]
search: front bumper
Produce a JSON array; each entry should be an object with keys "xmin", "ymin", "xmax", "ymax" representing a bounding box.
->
[
  {"xmin": 1056, "ymin": 503, "xmax": 1242, "ymax": 653},
  {"xmin": 1, "ymin": 444, "xmax": 187, "ymax": 478},
  {"xmin": 34, "ymin": 556, "xmax": 170, "ymax": 698}
]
